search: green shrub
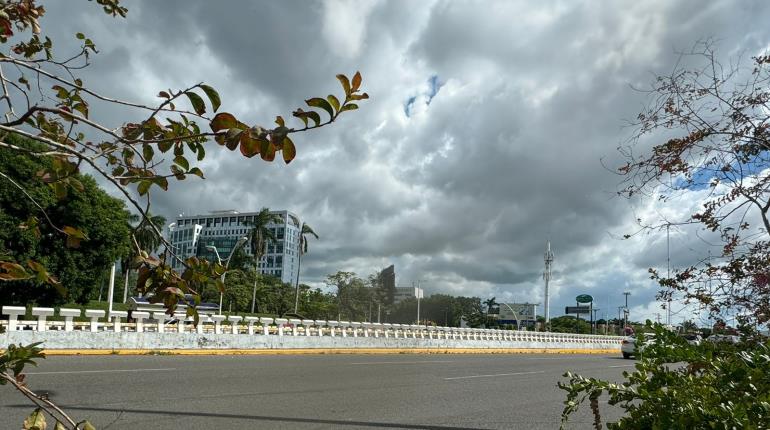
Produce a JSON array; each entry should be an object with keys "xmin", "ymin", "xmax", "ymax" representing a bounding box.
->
[{"xmin": 559, "ymin": 322, "xmax": 770, "ymax": 429}]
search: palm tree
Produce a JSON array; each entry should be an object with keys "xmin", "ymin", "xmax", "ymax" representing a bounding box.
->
[
  {"xmin": 484, "ymin": 297, "xmax": 498, "ymax": 328},
  {"xmin": 122, "ymin": 213, "xmax": 166, "ymax": 302},
  {"xmin": 290, "ymin": 215, "xmax": 318, "ymax": 314},
  {"xmin": 243, "ymin": 208, "xmax": 283, "ymax": 313}
]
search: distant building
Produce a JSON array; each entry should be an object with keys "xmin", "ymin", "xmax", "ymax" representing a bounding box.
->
[
  {"xmin": 376, "ymin": 265, "xmax": 396, "ymax": 305},
  {"xmin": 497, "ymin": 303, "xmax": 538, "ymax": 327},
  {"xmin": 393, "ymin": 286, "xmax": 424, "ymax": 304},
  {"xmin": 168, "ymin": 209, "xmax": 301, "ymax": 284}
]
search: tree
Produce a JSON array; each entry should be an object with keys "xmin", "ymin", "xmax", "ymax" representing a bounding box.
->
[
  {"xmin": 618, "ymin": 42, "xmax": 770, "ymax": 324},
  {"xmin": 120, "ymin": 212, "xmax": 165, "ymax": 302},
  {"xmin": 0, "ymin": 1, "xmax": 368, "ymax": 427},
  {"xmin": 326, "ymin": 271, "xmax": 371, "ymax": 321},
  {"xmin": 0, "ymin": 134, "xmax": 131, "ymax": 306},
  {"xmin": 299, "ymin": 286, "xmax": 339, "ymax": 320},
  {"xmin": 562, "ymin": 44, "xmax": 770, "ymax": 428},
  {"xmin": 291, "ymin": 216, "xmax": 318, "ymax": 314},
  {"xmin": 243, "ymin": 208, "xmax": 283, "ymax": 313},
  {"xmin": 548, "ymin": 315, "xmax": 591, "ymax": 334}
]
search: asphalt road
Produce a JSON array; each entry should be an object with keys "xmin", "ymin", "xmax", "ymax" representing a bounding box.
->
[{"xmin": 0, "ymin": 353, "xmax": 632, "ymax": 429}]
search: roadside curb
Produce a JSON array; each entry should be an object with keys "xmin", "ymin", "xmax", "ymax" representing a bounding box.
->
[{"xmin": 31, "ymin": 348, "xmax": 620, "ymax": 356}]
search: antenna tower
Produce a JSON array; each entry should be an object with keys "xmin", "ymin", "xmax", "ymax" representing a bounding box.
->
[{"xmin": 543, "ymin": 241, "xmax": 554, "ymax": 329}]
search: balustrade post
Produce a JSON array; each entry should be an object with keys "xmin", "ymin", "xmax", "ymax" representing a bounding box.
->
[
  {"xmin": 1, "ymin": 306, "xmax": 25, "ymax": 331},
  {"xmin": 152, "ymin": 312, "xmax": 166, "ymax": 333},
  {"xmin": 261, "ymin": 317, "xmax": 274, "ymax": 335},
  {"xmin": 210, "ymin": 315, "xmax": 226, "ymax": 334},
  {"xmin": 245, "ymin": 316, "xmax": 259, "ymax": 335},
  {"xmin": 111, "ymin": 310, "xmax": 127, "ymax": 333},
  {"xmin": 58, "ymin": 308, "xmax": 81, "ymax": 332},
  {"xmin": 229, "ymin": 316, "xmax": 243, "ymax": 334},
  {"xmin": 31, "ymin": 307, "xmax": 55, "ymax": 332},
  {"xmin": 133, "ymin": 311, "xmax": 150, "ymax": 333}
]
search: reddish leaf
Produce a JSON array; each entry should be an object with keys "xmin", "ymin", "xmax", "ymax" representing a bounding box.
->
[
  {"xmin": 352, "ymin": 71, "xmax": 362, "ymax": 91},
  {"xmin": 210, "ymin": 112, "xmax": 238, "ymax": 132}
]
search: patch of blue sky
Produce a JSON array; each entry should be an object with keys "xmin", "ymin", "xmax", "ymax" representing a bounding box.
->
[
  {"xmin": 673, "ymin": 154, "xmax": 770, "ymax": 192},
  {"xmin": 404, "ymin": 75, "xmax": 445, "ymax": 118}
]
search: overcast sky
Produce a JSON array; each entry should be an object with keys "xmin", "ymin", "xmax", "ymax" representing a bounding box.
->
[{"xmin": 41, "ymin": 1, "xmax": 770, "ymax": 325}]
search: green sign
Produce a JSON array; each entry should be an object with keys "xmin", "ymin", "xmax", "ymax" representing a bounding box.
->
[{"xmin": 576, "ymin": 294, "xmax": 593, "ymax": 303}]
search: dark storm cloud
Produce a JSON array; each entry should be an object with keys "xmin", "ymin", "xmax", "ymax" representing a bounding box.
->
[{"xmin": 39, "ymin": 1, "xmax": 770, "ymax": 321}]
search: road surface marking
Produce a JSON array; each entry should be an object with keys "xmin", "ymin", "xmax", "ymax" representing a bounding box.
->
[
  {"xmin": 350, "ymin": 360, "xmax": 455, "ymax": 365},
  {"xmin": 26, "ymin": 368, "xmax": 176, "ymax": 375},
  {"xmin": 608, "ymin": 364, "xmax": 635, "ymax": 368},
  {"xmin": 444, "ymin": 370, "xmax": 545, "ymax": 380}
]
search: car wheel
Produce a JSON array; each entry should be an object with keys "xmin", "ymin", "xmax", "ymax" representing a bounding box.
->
[{"xmin": 622, "ymin": 352, "xmax": 631, "ymax": 359}]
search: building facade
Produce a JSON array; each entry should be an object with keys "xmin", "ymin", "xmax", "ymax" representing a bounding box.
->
[{"xmin": 168, "ymin": 209, "xmax": 301, "ymax": 285}]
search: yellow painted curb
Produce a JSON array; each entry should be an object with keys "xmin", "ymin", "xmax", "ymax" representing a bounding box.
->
[{"xmin": 32, "ymin": 348, "xmax": 620, "ymax": 356}]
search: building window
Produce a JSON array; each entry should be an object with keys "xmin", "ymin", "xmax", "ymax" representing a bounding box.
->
[
  {"xmin": 267, "ymin": 256, "xmax": 274, "ymax": 267},
  {"xmin": 276, "ymin": 256, "xmax": 282, "ymax": 267},
  {"xmin": 276, "ymin": 270, "xmax": 282, "ymax": 278},
  {"xmin": 277, "ymin": 227, "xmax": 284, "ymax": 239}
]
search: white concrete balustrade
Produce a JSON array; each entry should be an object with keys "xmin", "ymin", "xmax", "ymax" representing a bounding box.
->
[{"xmin": 2, "ymin": 306, "xmax": 624, "ymax": 351}]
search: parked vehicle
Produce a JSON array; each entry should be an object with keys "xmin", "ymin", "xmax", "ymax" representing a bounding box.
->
[
  {"xmin": 706, "ymin": 334, "xmax": 740, "ymax": 344},
  {"xmin": 680, "ymin": 333, "xmax": 702, "ymax": 345},
  {"xmin": 621, "ymin": 333, "xmax": 657, "ymax": 359}
]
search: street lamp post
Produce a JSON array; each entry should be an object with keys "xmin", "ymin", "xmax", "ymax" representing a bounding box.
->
[{"xmin": 206, "ymin": 237, "xmax": 248, "ymax": 314}]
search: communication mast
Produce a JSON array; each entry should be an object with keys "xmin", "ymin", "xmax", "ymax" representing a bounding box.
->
[{"xmin": 544, "ymin": 241, "xmax": 554, "ymax": 329}]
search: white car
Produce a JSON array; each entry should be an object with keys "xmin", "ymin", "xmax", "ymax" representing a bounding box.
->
[{"xmin": 621, "ymin": 333, "xmax": 656, "ymax": 359}]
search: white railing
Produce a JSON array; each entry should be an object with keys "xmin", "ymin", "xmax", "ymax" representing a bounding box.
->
[{"xmin": 1, "ymin": 306, "xmax": 623, "ymax": 346}]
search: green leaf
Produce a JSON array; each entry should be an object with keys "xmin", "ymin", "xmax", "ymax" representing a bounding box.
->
[
  {"xmin": 292, "ymin": 109, "xmax": 309, "ymax": 127},
  {"xmin": 173, "ymin": 156, "xmax": 189, "ymax": 170},
  {"xmin": 195, "ymin": 143, "xmax": 206, "ymax": 161},
  {"xmin": 340, "ymin": 103, "xmax": 358, "ymax": 112},
  {"xmin": 275, "ymin": 116, "xmax": 285, "ymax": 127},
  {"xmin": 54, "ymin": 421, "xmax": 66, "ymax": 430},
  {"xmin": 51, "ymin": 182, "xmax": 67, "ymax": 199},
  {"xmin": 153, "ymin": 176, "xmax": 169, "ymax": 191},
  {"xmin": 62, "ymin": 226, "xmax": 88, "ymax": 240},
  {"xmin": 199, "ymin": 84, "xmax": 221, "ymax": 112},
  {"xmin": 184, "ymin": 91, "xmax": 206, "ymax": 115},
  {"xmin": 76, "ymin": 32, "xmax": 85, "ymax": 40},
  {"xmin": 188, "ymin": 167, "xmax": 205, "ymax": 179},
  {"xmin": 23, "ymin": 408, "xmax": 46, "ymax": 430},
  {"xmin": 306, "ymin": 97, "xmax": 334, "ymax": 119},
  {"xmin": 306, "ymin": 111, "xmax": 321, "ymax": 127},
  {"xmin": 158, "ymin": 140, "xmax": 173, "ymax": 153},
  {"xmin": 142, "ymin": 144, "xmax": 154, "ymax": 162},
  {"xmin": 137, "ymin": 180, "xmax": 151, "ymax": 196},
  {"xmin": 282, "ymin": 136, "xmax": 296, "ymax": 164},
  {"xmin": 336, "ymin": 74, "xmax": 351, "ymax": 96},
  {"xmin": 82, "ymin": 421, "xmax": 96, "ymax": 430},
  {"xmin": 210, "ymin": 112, "xmax": 238, "ymax": 132},
  {"xmin": 327, "ymin": 95, "xmax": 340, "ymax": 113}
]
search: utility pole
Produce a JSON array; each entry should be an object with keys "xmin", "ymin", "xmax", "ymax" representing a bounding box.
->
[
  {"xmin": 592, "ymin": 308, "xmax": 600, "ymax": 334},
  {"xmin": 667, "ymin": 224, "xmax": 672, "ymax": 326},
  {"xmin": 414, "ymin": 280, "xmax": 425, "ymax": 324},
  {"xmin": 617, "ymin": 306, "xmax": 624, "ymax": 335},
  {"xmin": 543, "ymin": 241, "xmax": 554, "ymax": 331},
  {"xmin": 623, "ymin": 291, "xmax": 631, "ymax": 329}
]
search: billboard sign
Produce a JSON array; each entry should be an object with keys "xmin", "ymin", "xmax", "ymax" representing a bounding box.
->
[
  {"xmin": 498, "ymin": 303, "xmax": 537, "ymax": 322},
  {"xmin": 575, "ymin": 294, "xmax": 593, "ymax": 303},
  {"xmin": 565, "ymin": 306, "xmax": 591, "ymax": 314}
]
